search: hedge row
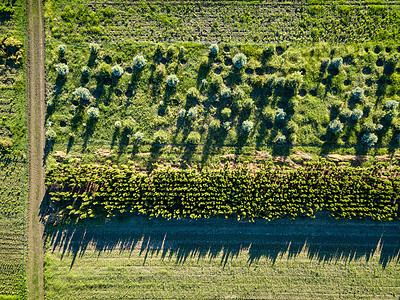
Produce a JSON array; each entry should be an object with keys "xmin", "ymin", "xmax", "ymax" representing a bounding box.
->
[{"xmin": 46, "ymin": 162, "xmax": 400, "ymax": 221}]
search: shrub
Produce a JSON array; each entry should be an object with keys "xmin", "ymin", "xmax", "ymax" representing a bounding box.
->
[
  {"xmin": 361, "ymin": 132, "xmax": 378, "ymax": 147},
  {"xmin": 233, "ymin": 53, "xmax": 247, "ymax": 69},
  {"xmin": 210, "ymin": 76, "xmax": 223, "ymax": 93},
  {"xmin": 362, "ymin": 121, "xmax": 376, "ymax": 133},
  {"xmin": 275, "ymin": 108, "xmax": 286, "ymax": 121},
  {"xmin": 154, "ymin": 130, "xmax": 168, "ymax": 144},
  {"xmin": 58, "ymin": 44, "xmax": 67, "ymax": 54},
  {"xmin": 351, "ymin": 108, "xmax": 363, "ymax": 120},
  {"xmin": 201, "ymin": 79, "xmax": 208, "ymax": 86},
  {"xmin": 73, "ymin": 87, "xmax": 90, "ymax": 101},
  {"xmin": 262, "ymin": 107, "xmax": 275, "ymax": 124},
  {"xmin": 98, "ymin": 62, "xmax": 112, "ymax": 78},
  {"xmin": 286, "ymin": 120, "xmax": 299, "ymax": 134},
  {"xmin": 221, "ymin": 108, "xmax": 231, "ymax": 119},
  {"xmin": 46, "ymin": 129, "xmax": 57, "ymax": 141},
  {"xmin": 351, "ymin": 87, "xmax": 364, "ymax": 100},
  {"xmin": 133, "ymin": 55, "xmax": 147, "ymax": 70},
  {"xmin": 321, "ymin": 58, "xmax": 330, "ymax": 70},
  {"xmin": 89, "ymin": 43, "xmax": 100, "ymax": 54},
  {"xmin": 331, "ymin": 57, "xmax": 343, "ymax": 69},
  {"xmin": 243, "ymin": 98, "xmax": 254, "ymax": 111},
  {"xmin": 263, "ymin": 45, "xmax": 275, "ymax": 57},
  {"xmin": 385, "ymin": 110, "xmax": 398, "ymax": 121},
  {"xmin": 87, "ymin": 107, "xmax": 100, "ymax": 118},
  {"xmin": 242, "ymin": 120, "xmax": 254, "ymax": 133},
  {"xmin": 340, "ymin": 108, "xmax": 352, "ymax": 120},
  {"xmin": 178, "ymin": 108, "xmax": 186, "ymax": 118},
  {"xmin": 331, "ymin": 100, "xmax": 343, "ymax": 111},
  {"xmin": 223, "ymin": 121, "xmax": 232, "ymax": 131},
  {"xmin": 384, "ymin": 100, "xmax": 399, "ymax": 110},
  {"xmin": 286, "ymin": 71, "xmax": 303, "ymax": 92},
  {"xmin": 55, "ymin": 63, "xmax": 69, "ymax": 76},
  {"xmin": 134, "ymin": 131, "xmax": 144, "ymax": 142},
  {"xmin": 220, "ymin": 87, "xmax": 231, "ymax": 99},
  {"xmin": 328, "ymin": 120, "xmax": 344, "ymax": 133},
  {"xmin": 112, "ymin": 65, "xmax": 124, "ymax": 77},
  {"xmin": 154, "ymin": 65, "xmax": 166, "ymax": 83},
  {"xmin": 187, "ymin": 107, "xmax": 198, "ymax": 120},
  {"xmin": 114, "ymin": 121, "xmax": 122, "ymax": 128},
  {"xmin": 275, "ymin": 77, "xmax": 286, "ymax": 88},
  {"xmin": 274, "ymin": 133, "xmax": 287, "ymax": 144},
  {"xmin": 187, "ymin": 87, "xmax": 200, "ymax": 100},
  {"xmin": 209, "ymin": 44, "xmax": 219, "ymax": 56},
  {"xmin": 167, "ymin": 74, "xmax": 179, "ymax": 87},
  {"xmin": 186, "ymin": 131, "xmax": 201, "ymax": 144},
  {"xmin": 376, "ymin": 124, "xmax": 384, "ymax": 131},
  {"xmin": 81, "ymin": 66, "xmax": 91, "ymax": 77},
  {"xmin": 209, "ymin": 119, "xmax": 221, "ymax": 131}
]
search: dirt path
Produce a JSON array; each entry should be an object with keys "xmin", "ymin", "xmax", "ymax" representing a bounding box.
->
[{"xmin": 26, "ymin": 0, "xmax": 46, "ymax": 298}]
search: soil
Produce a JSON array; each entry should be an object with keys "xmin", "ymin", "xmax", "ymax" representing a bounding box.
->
[{"xmin": 26, "ymin": 0, "xmax": 46, "ymax": 298}]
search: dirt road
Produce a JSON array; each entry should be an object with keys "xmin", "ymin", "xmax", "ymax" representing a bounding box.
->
[{"xmin": 26, "ymin": 0, "xmax": 46, "ymax": 298}]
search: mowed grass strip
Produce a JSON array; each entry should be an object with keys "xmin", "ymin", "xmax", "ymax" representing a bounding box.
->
[{"xmin": 44, "ymin": 248, "xmax": 400, "ymax": 300}]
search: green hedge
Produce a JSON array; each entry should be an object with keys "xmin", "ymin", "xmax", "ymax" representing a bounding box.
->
[{"xmin": 46, "ymin": 162, "xmax": 400, "ymax": 221}]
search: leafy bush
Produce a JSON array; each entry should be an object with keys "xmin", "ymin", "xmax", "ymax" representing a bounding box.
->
[
  {"xmin": 286, "ymin": 120, "xmax": 299, "ymax": 134},
  {"xmin": 55, "ymin": 63, "xmax": 69, "ymax": 76},
  {"xmin": 328, "ymin": 120, "xmax": 344, "ymax": 133},
  {"xmin": 321, "ymin": 58, "xmax": 331, "ymax": 70},
  {"xmin": 221, "ymin": 108, "xmax": 231, "ymax": 120},
  {"xmin": 58, "ymin": 44, "xmax": 67, "ymax": 54},
  {"xmin": 154, "ymin": 65, "xmax": 166, "ymax": 83},
  {"xmin": 167, "ymin": 74, "xmax": 179, "ymax": 87},
  {"xmin": 242, "ymin": 120, "xmax": 254, "ymax": 133},
  {"xmin": 154, "ymin": 130, "xmax": 168, "ymax": 144},
  {"xmin": 263, "ymin": 45, "xmax": 275, "ymax": 57},
  {"xmin": 46, "ymin": 129, "xmax": 57, "ymax": 141},
  {"xmin": 209, "ymin": 44, "xmax": 219, "ymax": 56},
  {"xmin": 286, "ymin": 71, "xmax": 303, "ymax": 91},
  {"xmin": 262, "ymin": 107, "xmax": 275, "ymax": 124},
  {"xmin": 134, "ymin": 131, "xmax": 144, "ymax": 142},
  {"xmin": 223, "ymin": 121, "xmax": 232, "ymax": 131},
  {"xmin": 187, "ymin": 131, "xmax": 201, "ymax": 144},
  {"xmin": 98, "ymin": 62, "xmax": 112, "ymax": 78},
  {"xmin": 187, "ymin": 87, "xmax": 200, "ymax": 100},
  {"xmin": 331, "ymin": 57, "xmax": 343, "ymax": 69},
  {"xmin": 361, "ymin": 132, "xmax": 378, "ymax": 147},
  {"xmin": 243, "ymin": 98, "xmax": 254, "ymax": 111},
  {"xmin": 133, "ymin": 55, "xmax": 147, "ymax": 70},
  {"xmin": 351, "ymin": 87, "xmax": 364, "ymax": 100},
  {"xmin": 340, "ymin": 108, "xmax": 352, "ymax": 120},
  {"xmin": 385, "ymin": 110, "xmax": 398, "ymax": 121},
  {"xmin": 87, "ymin": 107, "xmax": 100, "ymax": 118},
  {"xmin": 73, "ymin": 87, "xmax": 90, "ymax": 101},
  {"xmin": 362, "ymin": 121, "xmax": 376, "ymax": 133},
  {"xmin": 209, "ymin": 119, "xmax": 221, "ymax": 131},
  {"xmin": 274, "ymin": 133, "xmax": 287, "ymax": 144},
  {"xmin": 81, "ymin": 66, "xmax": 91, "ymax": 77},
  {"xmin": 187, "ymin": 107, "xmax": 198, "ymax": 120},
  {"xmin": 233, "ymin": 53, "xmax": 247, "ymax": 69},
  {"xmin": 384, "ymin": 100, "xmax": 399, "ymax": 110},
  {"xmin": 114, "ymin": 121, "xmax": 122, "ymax": 128},
  {"xmin": 351, "ymin": 108, "xmax": 363, "ymax": 120},
  {"xmin": 210, "ymin": 76, "xmax": 223, "ymax": 93},
  {"xmin": 112, "ymin": 65, "xmax": 124, "ymax": 77},
  {"xmin": 275, "ymin": 108, "xmax": 286, "ymax": 121},
  {"xmin": 220, "ymin": 87, "xmax": 231, "ymax": 99},
  {"xmin": 89, "ymin": 43, "xmax": 100, "ymax": 54},
  {"xmin": 178, "ymin": 108, "xmax": 186, "ymax": 118}
]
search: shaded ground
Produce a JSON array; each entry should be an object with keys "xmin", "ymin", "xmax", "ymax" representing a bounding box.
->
[
  {"xmin": 45, "ymin": 215, "xmax": 400, "ymax": 299},
  {"xmin": 26, "ymin": 0, "xmax": 46, "ymax": 298}
]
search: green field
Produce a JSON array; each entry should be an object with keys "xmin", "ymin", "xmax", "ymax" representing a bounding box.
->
[
  {"xmin": 0, "ymin": 0, "xmax": 27, "ymax": 298},
  {"xmin": 44, "ymin": 217, "xmax": 400, "ymax": 299}
]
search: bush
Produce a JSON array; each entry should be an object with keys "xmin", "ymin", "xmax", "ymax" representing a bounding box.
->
[
  {"xmin": 275, "ymin": 108, "xmax": 286, "ymax": 121},
  {"xmin": 220, "ymin": 87, "xmax": 231, "ymax": 99},
  {"xmin": 134, "ymin": 131, "xmax": 144, "ymax": 142},
  {"xmin": 167, "ymin": 74, "xmax": 179, "ymax": 87},
  {"xmin": 286, "ymin": 71, "xmax": 303, "ymax": 92},
  {"xmin": 362, "ymin": 121, "xmax": 376, "ymax": 133},
  {"xmin": 187, "ymin": 87, "xmax": 200, "ymax": 100},
  {"xmin": 187, "ymin": 131, "xmax": 201, "ymax": 144},
  {"xmin": 385, "ymin": 110, "xmax": 398, "ymax": 121},
  {"xmin": 361, "ymin": 132, "xmax": 378, "ymax": 147},
  {"xmin": 384, "ymin": 100, "xmax": 399, "ymax": 110},
  {"xmin": 58, "ymin": 44, "xmax": 67, "ymax": 54},
  {"xmin": 286, "ymin": 120, "xmax": 299, "ymax": 134},
  {"xmin": 331, "ymin": 57, "xmax": 343, "ymax": 69},
  {"xmin": 112, "ymin": 65, "xmax": 124, "ymax": 77},
  {"xmin": 114, "ymin": 121, "xmax": 122, "ymax": 128},
  {"xmin": 0, "ymin": 138, "xmax": 13, "ymax": 151},
  {"xmin": 89, "ymin": 43, "xmax": 100, "ymax": 54},
  {"xmin": 46, "ymin": 129, "xmax": 57, "ymax": 141},
  {"xmin": 223, "ymin": 121, "xmax": 232, "ymax": 131},
  {"xmin": 154, "ymin": 130, "xmax": 168, "ymax": 144},
  {"xmin": 73, "ymin": 87, "xmax": 90, "ymax": 101},
  {"xmin": 209, "ymin": 119, "xmax": 221, "ymax": 131},
  {"xmin": 87, "ymin": 107, "xmax": 100, "ymax": 118},
  {"xmin": 321, "ymin": 58, "xmax": 331, "ymax": 70},
  {"xmin": 340, "ymin": 108, "xmax": 352, "ymax": 120},
  {"xmin": 133, "ymin": 55, "xmax": 147, "ymax": 70},
  {"xmin": 351, "ymin": 108, "xmax": 363, "ymax": 121},
  {"xmin": 351, "ymin": 87, "xmax": 364, "ymax": 100},
  {"xmin": 233, "ymin": 53, "xmax": 247, "ymax": 69},
  {"xmin": 328, "ymin": 120, "xmax": 344, "ymax": 133},
  {"xmin": 243, "ymin": 98, "xmax": 254, "ymax": 111},
  {"xmin": 331, "ymin": 100, "xmax": 343, "ymax": 111},
  {"xmin": 55, "ymin": 63, "xmax": 69, "ymax": 76},
  {"xmin": 262, "ymin": 107, "xmax": 275, "ymax": 124},
  {"xmin": 221, "ymin": 108, "xmax": 231, "ymax": 119},
  {"xmin": 187, "ymin": 107, "xmax": 198, "ymax": 120},
  {"xmin": 81, "ymin": 66, "xmax": 91, "ymax": 77},
  {"xmin": 98, "ymin": 62, "xmax": 112, "ymax": 78},
  {"xmin": 274, "ymin": 133, "xmax": 287, "ymax": 144},
  {"xmin": 263, "ymin": 45, "xmax": 275, "ymax": 57},
  {"xmin": 209, "ymin": 44, "xmax": 219, "ymax": 56},
  {"xmin": 154, "ymin": 65, "xmax": 166, "ymax": 83},
  {"xmin": 178, "ymin": 108, "xmax": 186, "ymax": 118},
  {"xmin": 210, "ymin": 76, "xmax": 223, "ymax": 93},
  {"xmin": 242, "ymin": 120, "xmax": 254, "ymax": 133}
]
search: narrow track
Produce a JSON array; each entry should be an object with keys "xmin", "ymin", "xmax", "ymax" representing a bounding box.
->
[{"xmin": 26, "ymin": 0, "xmax": 46, "ymax": 297}]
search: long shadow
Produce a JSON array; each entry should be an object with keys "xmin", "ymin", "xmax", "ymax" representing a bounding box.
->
[{"xmin": 45, "ymin": 215, "xmax": 400, "ymax": 269}]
